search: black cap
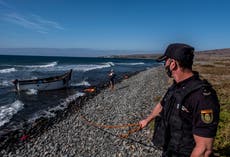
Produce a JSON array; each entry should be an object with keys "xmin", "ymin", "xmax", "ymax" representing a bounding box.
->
[{"xmin": 157, "ymin": 43, "xmax": 194, "ymax": 62}]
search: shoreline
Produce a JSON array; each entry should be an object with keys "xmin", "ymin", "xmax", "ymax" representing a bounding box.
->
[
  {"xmin": 1, "ymin": 66, "xmax": 168, "ymax": 156},
  {"xmin": 0, "ymin": 68, "xmax": 139, "ymax": 151}
]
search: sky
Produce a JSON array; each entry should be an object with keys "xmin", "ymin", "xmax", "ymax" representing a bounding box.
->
[{"xmin": 0, "ymin": 0, "xmax": 230, "ymax": 56}]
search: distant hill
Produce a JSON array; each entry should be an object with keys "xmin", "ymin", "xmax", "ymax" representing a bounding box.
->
[
  {"xmin": 112, "ymin": 48, "xmax": 230, "ymax": 59},
  {"xmin": 0, "ymin": 48, "xmax": 229, "ymax": 58},
  {"xmin": 0, "ymin": 48, "xmax": 153, "ymax": 57},
  {"xmin": 108, "ymin": 53, "xmax": 161, "ymax": 59}
]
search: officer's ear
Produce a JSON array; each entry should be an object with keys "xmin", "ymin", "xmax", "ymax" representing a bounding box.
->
[{"xmin": 170, "ymin": 59, "xmax": 178, "ymax": 70}]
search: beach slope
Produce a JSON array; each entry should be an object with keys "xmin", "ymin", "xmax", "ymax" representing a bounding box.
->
[{"xmin": 1, "ymin": 66, "xmax": 167, "ymax": 157}]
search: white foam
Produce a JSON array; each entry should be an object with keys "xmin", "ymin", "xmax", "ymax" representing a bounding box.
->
[
  {"xmin": 16, "ymin": 61, "xmax": 58, "ymax": 69},
  {"xmin": 0, "ymin": 100, "xmax": 24, "ymax": 127},
  {"xmin": 29, "ymin": 92, "xmax": 85, "ymax": 122},
  {"xmin": 31, "ymin": 62, "xmax": 113, "ymax": 72},
  {"xmin": 72, "ymin": 81, "xmax": 91, "ymax": 87},
  {"xmin": 73, "ymin": 63, "xmax": 112, "ymax": 72},
  {"xmin": 107, "ymin": 62, "xmax": 115, "ymax": 66},
  {"xmin": 0, "ymin": 68, "xmax": 17, "ymax": 73},
  {"xmin": 29, "ymin": 110, "xmax": 56, "ymax": 122},
  {"xmin": 116, "ymin": 62, "xmax": 145, "ymax": 66},
  {"xmin": 25, "ymin": 89, "xmax": 38, "ymax": 95},
  {"xmin": 59, "ymin": 92, "xmax": 85, "ymax": 108},
  {"xmin": 0, "ymin": 80, "xmax": 13, "ymax": 87},
  {"xmin": 41, "ymin": 110, "xmax": 56, "ymax": 118}
]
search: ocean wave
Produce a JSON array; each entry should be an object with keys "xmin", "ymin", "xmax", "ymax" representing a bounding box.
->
[
  {"xmin": 73, "ymin": 63, "xmax": 112, "ymax": 72},
  {"xmin": 29, "ymin": 92, "xmax": 85, "ymax": 122},
  {"xmin": 106, "ymin": 62, "xmax": 115, "ymax": 66},
  {"xmin": 72, "ymin": 81, "xmax": 91, "ymax": 87},
  {"xmin": 25, "ymin": 89, "xmax": 38, "ymax": 95},
  {"xmin": 16, "ymin": 61, "xmax": 58, "ymax": 69},
  {"xmin": 59, "ymin": 92, "xmax": 85, "ymax": 108},
  {"xmin": 0, "ymin": 100, "xmax": 24, "ymax": 127},
  {"xmin": 38, "ymin": 62, "xmax": 112, "ymax": 73},
  {"xmin": 116, "ymin": 62, "xmax": 145, "ymax": 66},
  {"xmin": 0, "ymin": 68, "xmax": 17, "ymax": 73},
  {"xmin": 29, "ymin": 110, "xmax": 56, "ymax": 122},
  {"xmin": 0, "ymin": 80, "xmax": 13, "ymax": 87}
]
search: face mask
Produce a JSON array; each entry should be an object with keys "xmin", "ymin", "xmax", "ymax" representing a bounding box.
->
[{"xmin": 165, "ymin": 62, "xmax": 172, "ymax": 78}]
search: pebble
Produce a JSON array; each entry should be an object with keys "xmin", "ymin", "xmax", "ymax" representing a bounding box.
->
[{"xmin": 1, "ymin": 66, "xmax": 167, "ymax": 156}]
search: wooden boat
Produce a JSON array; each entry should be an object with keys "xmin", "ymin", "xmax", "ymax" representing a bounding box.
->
[{"xmin": 13, "ymin": 69, "xmax": 72, "ymax": 91}]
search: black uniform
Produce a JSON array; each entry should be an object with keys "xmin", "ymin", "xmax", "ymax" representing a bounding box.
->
[{"xmin": 153, "ymin": 72, "xmax": 220, "ymax": 157}]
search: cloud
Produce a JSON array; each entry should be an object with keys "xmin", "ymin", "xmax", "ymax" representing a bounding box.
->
[
  {"xmin": 0, "ymin": 0, "xmax": 64, "ymax": 33},
  {"xmin": 4, "ymin": 13, "xmax": 47, "ymax": 33},
  {"xmin": 31, "ymin": 14, "xmax": 64, "ymax": 30},
  {"xmin": 3, "ymin": 12, "xmax": 64, "ymax": 33}
]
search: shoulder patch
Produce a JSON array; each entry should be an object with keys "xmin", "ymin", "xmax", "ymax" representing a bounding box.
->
[{"xmin": 201, "ymin": 109, "xmax": 213, "ymax": 124}]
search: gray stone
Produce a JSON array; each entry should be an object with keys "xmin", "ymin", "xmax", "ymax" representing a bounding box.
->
[{"xmin": 2, "ymin": 67, "xmax": 167, "ymax": 157}]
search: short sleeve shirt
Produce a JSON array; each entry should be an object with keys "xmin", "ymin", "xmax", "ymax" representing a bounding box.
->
[{"xmin": 161, "ymin": 73, "xmax": 220, "ymax": 138}]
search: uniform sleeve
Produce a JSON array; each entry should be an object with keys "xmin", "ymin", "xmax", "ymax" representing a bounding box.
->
[{"xmin": 191, "ymin": 88, "xmax": 220, "ymax": 138}]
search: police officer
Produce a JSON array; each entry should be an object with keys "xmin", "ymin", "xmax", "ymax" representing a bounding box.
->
[{"xmin": 139, "ymin": 43, "xmax": 220, "ymax": 157}]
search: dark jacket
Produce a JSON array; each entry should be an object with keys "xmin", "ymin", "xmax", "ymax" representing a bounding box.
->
[{"xmin": 152, "ymin": 72, "xmax": 220, "ymax": 156}]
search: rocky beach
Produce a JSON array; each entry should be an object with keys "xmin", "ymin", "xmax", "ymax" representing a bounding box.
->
[{"xmin": 1, "ymin": 66, "xmax": 168, "ymax": 157}]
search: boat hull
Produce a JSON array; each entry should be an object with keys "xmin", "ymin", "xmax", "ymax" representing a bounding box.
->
[{"xmin": 13, "ymin": 69, "xmax": 72, "ymax": 91}]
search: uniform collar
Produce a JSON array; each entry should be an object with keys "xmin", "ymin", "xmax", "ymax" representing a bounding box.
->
[{"xmin": 173, "ymin": 71, "xmax": 200, "ymax": 88}]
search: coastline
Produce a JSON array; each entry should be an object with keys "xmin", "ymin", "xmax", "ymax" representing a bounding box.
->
[{"xmin": 1, "ymin": 66, "xmax": 168, "ymax": 156}]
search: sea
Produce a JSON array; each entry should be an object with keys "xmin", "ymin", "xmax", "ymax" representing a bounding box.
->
[{"xmin": 0, "ymin": 54, "xmax": 159, "ymax": 136}]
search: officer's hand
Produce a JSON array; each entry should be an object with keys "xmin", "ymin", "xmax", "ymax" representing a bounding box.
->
[{"xmin": 139, "ymin": 119, "xmax": 148, "ymax": 129}]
